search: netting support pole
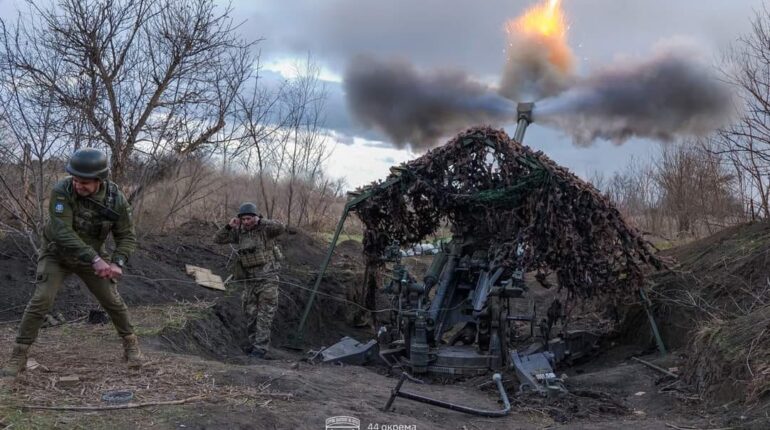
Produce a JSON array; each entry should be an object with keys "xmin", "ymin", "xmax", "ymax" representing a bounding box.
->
[
  {"xmin": 639, "ymin": 288, "xmax": 667, "ymax": 356},
  {"xmin": 292, "ymin": 205, "xmax": 351, "ymax": 346}
]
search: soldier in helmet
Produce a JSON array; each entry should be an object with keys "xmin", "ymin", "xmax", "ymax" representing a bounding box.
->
[
  {"xmin": 214, "ymin": 202, "xmax": 292, "ymax": 358},
  {"xmin": 1, "ymin": 148, "xmax": 143, "ymax": 378}
]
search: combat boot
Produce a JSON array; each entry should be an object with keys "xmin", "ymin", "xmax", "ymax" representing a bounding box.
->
[
  {"xmin": 121, "ymin": 334, "xmax": 146, "ymax": 368},
  {"xmin": 0, "ymin": 343, "xmax": 30, "ymax": 377}
]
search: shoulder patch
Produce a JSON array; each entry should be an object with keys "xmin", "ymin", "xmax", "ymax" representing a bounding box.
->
[{"xmin": 54, "ymin": 202, "xmax": 65, "ymax": 214}]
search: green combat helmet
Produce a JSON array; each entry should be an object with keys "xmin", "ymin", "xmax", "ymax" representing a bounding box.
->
[
  {"xmin": 238, "ymin": 202, "xmax": 258, "ymax": 217},
  {"xmin": 66, "ymin": 148, "xmax": 109, "ymax": 180}
]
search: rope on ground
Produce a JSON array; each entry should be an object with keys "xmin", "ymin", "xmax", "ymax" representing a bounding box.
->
[
  {"xmin": 0, "ymin": 270, "xmax": 463, "ymax": 325},
  {"xmin": 21, "ymin": 395, "xmax": 206, "ymax": 411},
  {"xmin": 120, "ymin": 273, "xmax": 466, "ymax": 315}
]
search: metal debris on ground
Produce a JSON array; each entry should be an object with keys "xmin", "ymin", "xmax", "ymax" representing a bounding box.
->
[{"xmin": 101, "ymin": 390, "xmax": 135, "ymax": 404}]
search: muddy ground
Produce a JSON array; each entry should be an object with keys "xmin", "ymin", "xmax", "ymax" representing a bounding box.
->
[{"xmin": 0, "ymin": 221, "xmax": 768, "ymax": 429}]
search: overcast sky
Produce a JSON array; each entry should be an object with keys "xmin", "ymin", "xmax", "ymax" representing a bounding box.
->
[
  {"xmin": 241, "ymin": 0, "xmax": 763, "ymax": 188},
  {"xmin": 0, "ymin": 0, "xmax": 763, "ymax": 188}
]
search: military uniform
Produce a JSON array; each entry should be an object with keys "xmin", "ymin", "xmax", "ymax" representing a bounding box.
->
[
  {"xmin": 16, "ymin": 177, "xmax": 137, "ymax": 344},
  {"xmin": 1, "ymin": 149, "xmax": 144, "ymax": 378},
  {"xmin": 215, "ymin": 218, "xmax": 286, "ymax": 355}
]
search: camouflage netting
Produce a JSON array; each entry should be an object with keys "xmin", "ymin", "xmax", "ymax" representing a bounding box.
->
[{"xmin": 354, "ymin": 126, "xmax": 662, "ymax": 299}]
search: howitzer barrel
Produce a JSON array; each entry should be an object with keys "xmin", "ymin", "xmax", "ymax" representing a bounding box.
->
[{"xmin": 513, "ymin": 102, "xmax": 534, "ymax": 143}]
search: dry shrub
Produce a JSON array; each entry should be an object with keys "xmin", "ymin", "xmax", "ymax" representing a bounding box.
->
[
  {"xmin": 619, "ymin": 220, "xmax": 770, "ymax": 412},
  {"xmin": 128, "ymin": 158, "xmax": 350, "ymax": 234},
  {"xmin": 687, "ymin": 305, "xmax": 770, "ymax": 404}
]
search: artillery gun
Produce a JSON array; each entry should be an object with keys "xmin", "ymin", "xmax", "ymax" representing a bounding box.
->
[
  {"xmin": 294, "ymin": 103, "xmax": 610, "ymax": 416},
  {"xmin": 376, "ymin": 231, "xmax": 599, "ymax": 388}
]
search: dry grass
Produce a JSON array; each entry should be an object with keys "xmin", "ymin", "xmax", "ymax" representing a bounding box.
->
[
  {"xmin": 131, "ymin": 301, "xmax": 212, "ymax": 337},
  {"xmin": 639, "ymin": 222, "xmax": 770, "ymax": 410},
  {"xmin": 687, "ymin": 305, "xmax": 770, "ymax": 404},
  {"xmin": 132, "ymin": 160, "xmax": 351, "ymax": 235}
]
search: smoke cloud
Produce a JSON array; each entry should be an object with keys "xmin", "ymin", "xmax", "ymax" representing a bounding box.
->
[
  {"xmin": 499, "ymin": 1, "xmax": 575, "ymax": 101},
  {"xmin": 343, "ymin": 0, "xmax": 735, "ymax": 150},
  {"xmin": 344, "ymin": 55, "xmax": 516, "ymax": 150},
  {"xmin": 533, "ymin": 44, "xmax": 736, "ymax": 146}
]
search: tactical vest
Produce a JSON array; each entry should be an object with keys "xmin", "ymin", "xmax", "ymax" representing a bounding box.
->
[
  {"xmin": 237, "ymin": 228, "xmax": 274, "ymax": 269},
  {"xmin": 68, "ymin": 179, "xmax": 120, "ymax": 242}
]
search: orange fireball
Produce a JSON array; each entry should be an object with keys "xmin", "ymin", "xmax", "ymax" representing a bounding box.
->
[
  {"xmin": 511, "ymin": 0, "xmax": 567, "ymax": 39},
  {"xmin": 500, "ymin": 0, "xmax": 574, "ymax": 100}
]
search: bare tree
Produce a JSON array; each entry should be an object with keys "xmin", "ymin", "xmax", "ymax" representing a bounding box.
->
[
  {"xmin": 281, "ymin": 56, "xmax": 330, "ymax": 228},
  {"xmin": 305, "ymin": 174, "xmax": 346, "ymax": 229},
  {"xmin": 0, "ymin": 0, "xmax": 255, "ymax": 182},
  {"xmin": 715, "ymin": 4, "xmax": 770, "ymax": 219},
  {"xmin": 231, "ymin": 55, "xmax": 332, "ymax": 227},
  {"xmin": 0, "ymin": 20, "xmax": 72, "ymax": 245},
  {"xmin": 233, "ymin": 61, "xmax": 292, "ymax": 218},
  {"xmin": 592, "ymin": 141, "xmax": 742, "ymax": 239},
  {"xmin": 136, "ymin": 153, "xmax": 223, "ymax": 233},
  {"xmin": 595, "ymin": 156, "xmax": 662, "ymax": 234}
]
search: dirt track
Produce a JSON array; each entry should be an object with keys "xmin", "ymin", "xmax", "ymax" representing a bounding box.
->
[
  {"xmin": 0, "ymin": 307, "xmax": 724, "ymax": 430},
  {"xmin": 0, "ymin": 222, "xmax": 768, "ymax": 429}
]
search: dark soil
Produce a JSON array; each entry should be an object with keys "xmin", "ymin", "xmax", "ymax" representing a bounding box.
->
[
  {"xmin": 0, "ymin": 220, "xmax": 370, "ymax": 356},
  {"xmin": 2, "ymin": 220, "xmax": 768, "ymax": 429},
  {"xmin": 618, "ymin": 221, "xmax": 770, "ymax": 426},
  {"xmin": 0, "ymin": 221, "xmax": 227, "ymax": 323}
]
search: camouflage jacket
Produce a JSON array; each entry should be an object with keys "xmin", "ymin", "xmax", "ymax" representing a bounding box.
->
[
  {"xmin": 41, "ymin": 177, "xmax": 137, "ymax": 266},
  {"xmin": 214, "ymin": 218, "xmax": 286, "ymax": 277}
]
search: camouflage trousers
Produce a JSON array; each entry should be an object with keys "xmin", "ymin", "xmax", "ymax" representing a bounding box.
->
[
  {"xmin": 241, "ymin": 273, "xmax": 279, "ymax": 354},
  {"xmin": 16, "ymin": 255, "xmax": 134, "ymax": 345}
]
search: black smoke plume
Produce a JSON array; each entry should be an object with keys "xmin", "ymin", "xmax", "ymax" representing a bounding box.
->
[
  {"xmin": 344, "ymin": 55, "xmax": 516, "ymax": 150},
  {"xmin": 533, "ymin": 44, "xmax": 736, "ymax": 145}
]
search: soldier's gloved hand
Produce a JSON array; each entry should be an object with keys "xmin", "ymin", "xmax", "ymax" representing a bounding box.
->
[
  {"xmin": 228, "ymin": 217, "xmax": 241, "ymax": 228},
  {"xmin": 108, "ymin": 263, "xmax": 123, "ymax": 280},
  {"xmin": 92, "ymin": 257, "xmax": 112, "ymax": 279}
]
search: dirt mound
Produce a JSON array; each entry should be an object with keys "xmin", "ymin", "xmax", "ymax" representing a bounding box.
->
[
  {"xmin": 155, "ymin": 293, "xmax": 251, "ymax": 363},
  {"xmin": 0, "ymin": 220, "xmax": 369, "ymax": 356},
  {"xmin": 153, "ymin": 223, "xmax": 370, "ymax": 360},
  {"xmin": 276, "ymin": 230, "xmax": 328, "ymax": 268},
  {"xmin": 656, "ymin": 221, "xmax": 770, "ymax": 316},
  {"xmin": 0, "ymin": 221, "xmax": 227, "ymax": 323},
  {"xmin": 688, "ymin": 305, "xmax": 770, "ymax": 404},
  {"xmin": 634, "ymin": 221, "xmax": 770, "ymax": 408},
  {"xmin": 0, "ymin": 244, "xmax": 37, "ymax": 320},
  {"xmin": 156, "ymin": 266, "xmax": 372, "ymax": 363},
  {"xmin": 336, "ymin": 239, "xmax": 364, "ymax": 262}
]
